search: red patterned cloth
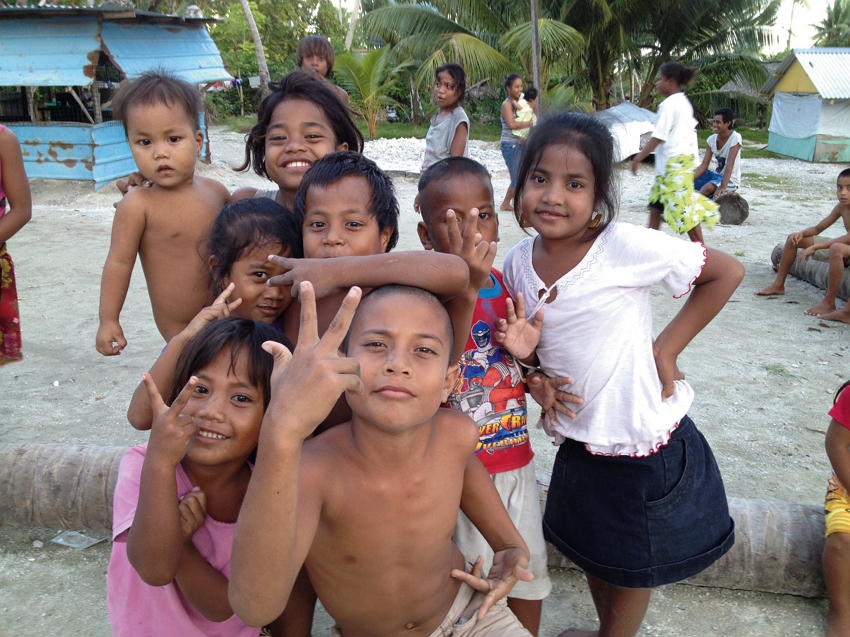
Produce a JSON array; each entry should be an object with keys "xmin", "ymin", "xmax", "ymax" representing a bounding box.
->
[{"xmin": 0, "ymin": 242, "xmax": 22, "ymax": 365}]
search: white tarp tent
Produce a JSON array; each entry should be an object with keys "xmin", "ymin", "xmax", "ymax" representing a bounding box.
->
[{"xmin": 592, "ymin": 101, "xmax": 657, "ymax": 162}]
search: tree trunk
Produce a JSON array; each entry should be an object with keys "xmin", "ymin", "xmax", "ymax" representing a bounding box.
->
[
  {"xmin": 409, "ymin": 75, "xmax": 421, "ymax": 126},
  {"xmin": 345, "ymin": 0, "xmax": 361, "ymax": 50},
  {"xmin": 238, "ymin": 0, "xmax": 271, "ymax": 99}
]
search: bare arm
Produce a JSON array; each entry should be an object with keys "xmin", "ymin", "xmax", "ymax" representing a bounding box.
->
[
  {"xmin": 630, "ymin": 137, "xmax": 662, "ymax": 174},
  {"xmin": 449, "ymin": 122, "xmax": 468, "ymax": 157},
  {"xmin": 127, "ymin": 377, "xmax": 199, "ymax": 585},
  {"xmin": 267, "ymin": 252, "xmax": 469, "ymax": 301},
  {"xmin": 175, "ymin": 539, "xmax": 233, "ymax": 621},
  {"xmin": 127, "ymin": 285, "xmax": 242, "ymax": 430},
  {"xmin": 811, "ymin": 205, "xmax": 846, "ymax": 235},
  {"xmin": 96, "ymin": 194, "xmax": 147, "ymax": 355},
  {"xmin": 797, "ymin": 233, "xmax": 850, "ymax": 263},
  {"xmin": 0, "ymin": 128, "xmax": 32, "ymax": 245},
  {"xmin": 693, "ymin": 145, "xmax": 713, "ymax": 180},
  {"xmin": 501, "ymin": 101, "xmax": 532, "ymax": 131},
  {"xmin": 229, "ymin": 187, "xmax": 261, "ymax": 203},
  {"xmin": 230, "ymin": 283, "xmax": 364, "ymax": 626},
  {"xmin": 653, "ymin": 248, "xmax": 744, "ymax": 400},
  {"xmin": 827, "ymin": 420, "xmax": 850, "ymax": 491}
]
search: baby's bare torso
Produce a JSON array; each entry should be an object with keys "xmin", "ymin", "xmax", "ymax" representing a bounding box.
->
[
  {"xmin": 303, "ymin": 416, "xmax": 473, "ymax": 637},
  {"xmin": 137, "ymin": 176, "xmax": 226, "ymax": 340}
]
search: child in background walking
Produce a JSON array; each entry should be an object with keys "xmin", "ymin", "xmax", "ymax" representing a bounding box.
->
[
  {"xmin": 97, "ymin": 71, "xmax": 230, "ymax": 354},
  {"xmin": 0, "ymin": 124, "xmax": 32, "ymax": 365},
  {"xmin": 421, "ymin": 63, "xmax": 470, "ymax": 172},
  {"xmin": 824, "ymin": 380, "xmax": 850, "ymax": 637},
  {"xmin": 108, "ymin": 318, "xmax": 289, "ymax": 636},
  {"xmin": 502, "ymin": 112, "xmax": 741, "ymax": 637},
  {"xmin": 631, "ymin": 62, "xmax": 719, "ymax": 243},
  {"xmin": 296, "ymin": 35, "xmax": 350, "ymax": 106}
]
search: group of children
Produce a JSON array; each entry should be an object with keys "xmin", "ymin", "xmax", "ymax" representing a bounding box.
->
[{"xmin": 87, "ymin": 49, "xmax": 756, "ymax": 637}]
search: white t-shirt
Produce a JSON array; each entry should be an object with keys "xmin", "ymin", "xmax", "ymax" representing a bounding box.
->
[
  {"xmin": 421, "ymin": 106, "xmax": 470, "ymax": 171},
  {"xmin": 653, "ymin": 92, "xmax": 698, "ymax": 175},
  {"xmin": 503, "ymin": 223, "xmax": 706, "ymax": 456},
  {"xmin": 707, "ymin": 131, "xmax": 742, "ymax": 187}
]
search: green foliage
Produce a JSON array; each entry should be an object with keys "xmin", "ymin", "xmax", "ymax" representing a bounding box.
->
[
  {"xmin": 814, "ymin": 0, "xmax": 850, "ymax": 46},
  {"xmin": 335, "ymin": 46, "xmax": 410, "ymax": 139}
]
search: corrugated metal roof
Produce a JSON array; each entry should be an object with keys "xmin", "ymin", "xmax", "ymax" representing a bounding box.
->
[
  {"xmin": 0, "ymin": 17, "xmax": 101, "ymax": 86},
  {"xmin": 761, "ymin": 48, "xmax": 850, "ymax": 99},
  {"xmin": 101, "ymin": 22, "xmax": 231, "ymax": 84},
  {"xmin": 0, "ymin": 13, "xmax": 230, "ymax": 86}
]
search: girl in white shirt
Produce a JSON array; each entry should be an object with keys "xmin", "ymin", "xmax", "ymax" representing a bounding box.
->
[
  {"xmin": 631, "ymin": 62, "xmax": 719, "ymax": 243},
  {"xmin": 498, "ymin": 111, "xmax": 742, "ymax": 637}
]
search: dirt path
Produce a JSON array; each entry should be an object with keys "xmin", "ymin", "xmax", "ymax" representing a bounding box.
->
[{"xmin": 0, "ymin": 126, "xmax": 846, "ymax": 635}]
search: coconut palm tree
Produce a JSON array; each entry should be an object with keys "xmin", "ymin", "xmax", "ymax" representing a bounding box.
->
[
  {"xmin": 814, "ymin": 0, "xmax": 850, "ymax": 46},
  {"xmin": 334, "ymin": 46, "xmax": 410, "ymax": 139}
]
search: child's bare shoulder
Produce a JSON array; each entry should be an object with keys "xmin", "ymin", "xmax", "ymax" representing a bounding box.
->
[
  {"xmin": 192, "ymin": 175, "xmax": 230, "ymax": 203},
  {"xmin": 434, "ymin": 408, "xmax": 479, "ymax": 451}
]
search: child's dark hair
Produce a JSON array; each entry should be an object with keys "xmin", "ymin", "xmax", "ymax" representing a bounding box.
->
[
  {"xmin": 514, "ymin": 112, "xmax": 618, "ymax": 239},
  {"xmin": 113, "ymin": 70, "xmax": 201, "ymax": 133},
  {"xmin": 659, "ymin": 61, "xmax": 697, "ymax": 87},
  {"xmin": 435, "ymin": 63, "xmax": 466, "ymax": 104},
  {"xmin": 294, "ymin": 151, "xmax": 399, "ymax": 252},
  {"xmin": 715, "ymin": 107, "xmax": 734, "ymax": 126},
  {"xmin": 237, "ymin": 71, "xmax": 364, "ymax": 179},
  {"xmin": 209, "ymin": 198, "xmax": 301, "ymax": 295},
  {"xmin": 296, "ymin": 35, "xmax": 336, "ymax": 76},
  {"xmin": 504, "ymin": 74, "xmax": 522, "ymax": 91},
  {"xmin": 524, "ymin": 87, "xmax": 539, "ymax": 102},
  {"xmin": 170, "ymin": 318, "xmax": 291, "ymax": 410},
  {"xmin": 839, "ymin": 168, "xmax": 850, "ymax": 181},
  {"xmin": 417, "ymin": 157, "xmax": 492, "ymax": 223},
  {"xmin": 836, "ymin": 381, "xmax": 850, "ymax": 404}
]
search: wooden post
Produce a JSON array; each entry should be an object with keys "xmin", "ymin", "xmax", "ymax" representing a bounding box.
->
[
  {"xmin": 90, "ymin": 81, "xmax": 102, "ymax": 124},
  {"xmin": 25, "ymin": 86, "xmax": 36, "ymax": 123}
]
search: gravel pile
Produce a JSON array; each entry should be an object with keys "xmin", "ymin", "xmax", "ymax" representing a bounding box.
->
[{"xmin": 363, "ymin": 137, "xmax": 508, "ymax": 175}]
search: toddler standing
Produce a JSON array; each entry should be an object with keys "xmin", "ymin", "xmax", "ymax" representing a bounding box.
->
[{"xmin": 96, "ymin": 71, "xmax": 229, "ymax": 353}]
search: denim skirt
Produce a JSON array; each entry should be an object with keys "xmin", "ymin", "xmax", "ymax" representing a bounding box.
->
[
  {"xmin": 543, "ymin": 415, "xmax": 735, "ymax": 588},
  {"xmin": 500, "ymin": 141, "xmax": 522, "ymax": 188}
]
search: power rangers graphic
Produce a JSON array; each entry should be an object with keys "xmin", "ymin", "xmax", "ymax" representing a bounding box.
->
[{"xmin": 449, "ymin": 320, "xmax": 528, "ymax": 456}]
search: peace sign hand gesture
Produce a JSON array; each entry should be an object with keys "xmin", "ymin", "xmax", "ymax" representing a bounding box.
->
[
  {"xmin": 260, "ymin": 282, "xmax": 364, "ymax": 443},
  {"xmin": 143, "ymin": 372, "xmax": 199, "ymax": 469}
]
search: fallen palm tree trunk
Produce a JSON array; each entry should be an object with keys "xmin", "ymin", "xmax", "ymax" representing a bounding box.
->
[
  {"xmin": 0, "ymin": 444, "xmax": 827, "ymax": 597},
  {"xmin": 772, "ymin": 242, "xmax": 850, "ymax": 301}
]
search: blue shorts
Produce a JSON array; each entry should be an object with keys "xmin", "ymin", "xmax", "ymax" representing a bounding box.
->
[
  {"xmin": 500, "ymin": 141, "xmax": 522, "ymax": 188},
  {"xmin": 543, "ymin": 415, "xmax": 735, "ymax": 588},
  {"xmin": 694, "ymin": 170, "xmax": 737, "ymax": 192}
]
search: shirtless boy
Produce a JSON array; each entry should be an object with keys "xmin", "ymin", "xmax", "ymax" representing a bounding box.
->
[
  {"xmin": 96, "ymin": 71, "xmax": 229, "ymax": 354},
  {"xmin": 757, "ymin": 169, "xmax": 850, "ymax": 312},
  {"xmin": 230, "ymin": 283, "xmax": 534, "ymax": 637}
]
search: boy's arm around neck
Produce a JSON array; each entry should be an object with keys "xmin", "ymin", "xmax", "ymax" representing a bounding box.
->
[
  {"xmin": 268, "ymin": 252, "xmax": 469, "ymax": 301},
  {"xmin": 230, "ymin": 283, "xmax": 363, "ymax": 626}
]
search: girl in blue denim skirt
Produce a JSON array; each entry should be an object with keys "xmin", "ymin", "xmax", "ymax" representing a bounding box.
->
[{"xmin": 498, "ymin": 111, "xmax": 740, "ymax": 637}]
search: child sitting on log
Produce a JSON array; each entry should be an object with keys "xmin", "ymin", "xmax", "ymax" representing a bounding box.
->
[{"xmin": 757, "ymin": 168, "xmax": 850, "ymax": 317}]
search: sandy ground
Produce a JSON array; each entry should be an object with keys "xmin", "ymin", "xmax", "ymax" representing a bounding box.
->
[{"xmin": 0, "ymin": 125, "xmax": 848, "ymax": 635}]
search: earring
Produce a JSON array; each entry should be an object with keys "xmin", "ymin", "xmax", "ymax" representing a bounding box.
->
[{"xmin": 589, "ymin": 214, "xmax": 601, "ymax": 228}]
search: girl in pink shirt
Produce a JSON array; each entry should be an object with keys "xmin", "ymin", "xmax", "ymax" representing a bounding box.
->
[{"xmin": 108, "ymin": 318, "xmax": 288, "ymax": 636}]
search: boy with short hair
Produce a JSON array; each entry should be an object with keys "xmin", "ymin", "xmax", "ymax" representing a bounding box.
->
[
  {"xmin": 296, "ymin": 35, "xmax": 350, "ymax": 106},
  {"xmin": 416, "ymin": 157, "xmax": 566, "ymax": 636},
  {"xmin": 757, "ymin": 169, "xmax": 850, "ymax": 312},
  {"xmin": 230, "ymin": 282, "xmax": 534, "ymax": 637},
  {"xmin": 96, "ymin": 71, "xmax": 229, "ymax": 354},
  {"xmin": 694, "ymin": 107, "xmax": 742, "ymax": 199}
]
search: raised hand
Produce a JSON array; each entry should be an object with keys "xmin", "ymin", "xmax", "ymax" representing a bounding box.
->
[
  {"xmin": 446, "ymin": 209, "xmax": 497, "ymax": 291},
  {"xmin": 178, "ymin": 487, "xmax": 207, "ymax": 542},
  {"xmin": 527, "ymin": 372, "xmax": 583, "ymax": 425},
  {"xmin": 494, "ymin": 293, "xmax": 543, "ymax": 361},
  {"xmin": 184, "ymin": 283, "xmax": 243, "ymax": 337},
  {"xmin": 96, "ymin": 320, "xmax": 127, "ymax": 356},
  {"xmin": 143, "ymin": 372, "xmax": 199, "ymax": 468},
  {"xmin": 451, "ymin": 550, "xmax": 533, "ymax": 620},
  {"xmin": 260, "ymin": 282, "xmax": 364, "ymax": 442},
  {"xmin": 266, "ymin": 256, "xmax": 338, "ymax": 300}
]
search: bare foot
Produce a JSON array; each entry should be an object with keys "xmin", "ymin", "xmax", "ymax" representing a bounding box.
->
[
  {"xmin": 756, "ymin": 284, "xmax": 784, "ymax": 296},
  {"xmin": 500, "ymin": 201, "xmax": 513, "ymax": 212},
  {"xmin": 555, "ymin": 630, "xmax": 599, "ymax": 637},
  {"xmin": 818, "ymin": 308, "xmax": 850, "ymax": 324},
  {"xmin": 806, "ymin": 301, "xmax": 836, "ymax": 316}
]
